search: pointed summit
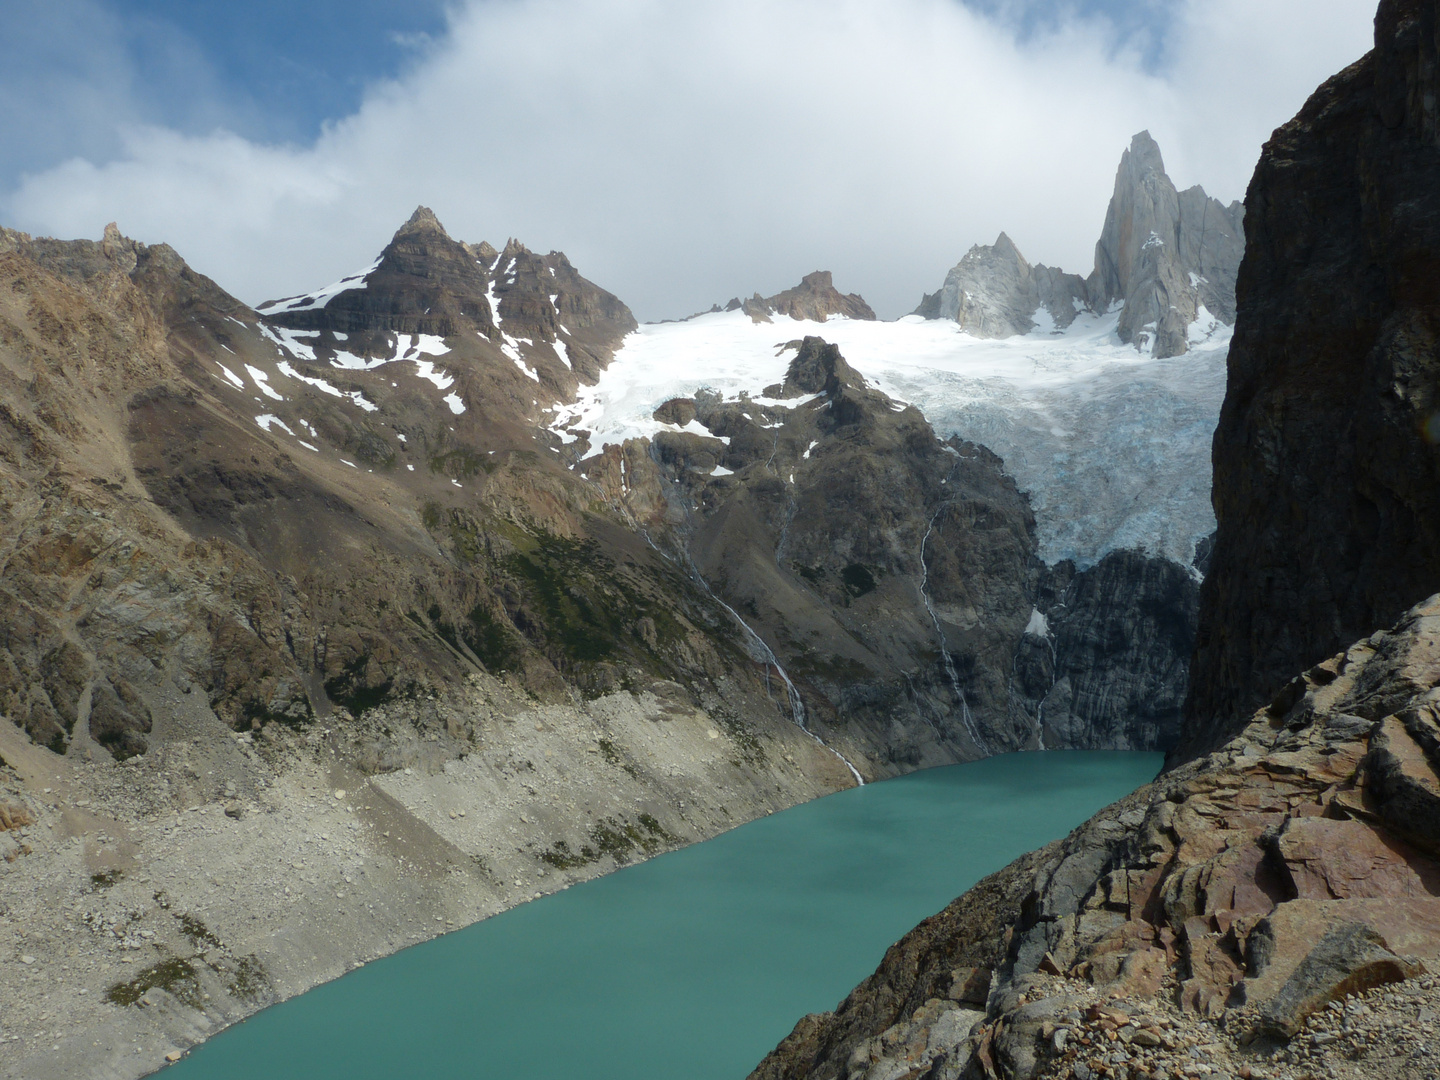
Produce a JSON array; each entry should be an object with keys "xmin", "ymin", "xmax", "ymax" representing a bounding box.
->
[
  {"xmin": 1090, "ymin": 130, "xmax": 1244, "ymax": 355},
  {"xmin": 262, "ymin": 206, "xmax": 494, "ymax": 338},
  {"xmin": 915, "ymin": 232, "xmax": 1089, "ymax": 337},
  {"xmin": 396, "ymin": 205, "xmax": 450, "ymax": 239},
  {"xmin": 1126, "ymin": 130, "xmax": 1166, "ymax": 174}
]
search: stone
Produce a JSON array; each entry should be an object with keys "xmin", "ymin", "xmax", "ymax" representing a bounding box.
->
[
  {"xmin": 948, "ymin": 966, "xmax": 992, "ymax": 1005},
  {"xmin": 737, "ymin": 271, "xmax": 875, "ymax": 324},
  {"xmin": 1274, "ymin": 816, "xmax": 1440, "ymax": 898},
  {"xmin": 1256, "ymin": 921, "xmax": 1425, "ymax": 1037}
]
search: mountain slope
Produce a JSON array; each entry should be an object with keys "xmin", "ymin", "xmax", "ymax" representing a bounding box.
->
[{"xmin": 0, "ymin": 216, "xmax": 858, "ymax": 1080}]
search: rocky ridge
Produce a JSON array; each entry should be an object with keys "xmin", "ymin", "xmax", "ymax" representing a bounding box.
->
[
  {"xmin": 0, "ymin": 215, "xmax": 858, "ymax": 1080},
  {"xmin": 619, "ymin": 336, "xmax": 1198, "ymax": 769},
  {"xmin": 915, "ymin": 133, "xmax": 1243, "ymax": 359}
]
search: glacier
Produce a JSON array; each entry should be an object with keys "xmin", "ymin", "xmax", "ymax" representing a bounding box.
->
[{"xmin": 556, "ymin": 308, "xmax": 1227, "ymax": 569}]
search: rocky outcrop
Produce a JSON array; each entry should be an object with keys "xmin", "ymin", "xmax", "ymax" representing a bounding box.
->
[
  {"xmin": 628, "ymin": 336, "xmax": 1040, "ymax": 771},
  {"xmin": 751, "ymin": 593, "xmax": 1440, "ymax": 1080},
  {"xmin": 917, "ymin": 233, "xmax": 1090, "ymax": 337},
  {"xmin": 721, "ymin": 271, "xmax": 876, "ymax": 324},
  {"xmin": 1183, "ymin": 0, "xmax": 1440, "ymax": 760},
  {"xmin": 258, "ymin": 207, "xmax": 635, "ymax": 400},
  {"xmin": 914, "ymin": 133, "xmax": 1243, "ymax": 359}
]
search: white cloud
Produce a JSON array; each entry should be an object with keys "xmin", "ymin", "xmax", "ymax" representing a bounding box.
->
[{"xmin": 1, "ymin": 0, "xmax": 1376, "ymax": 319}]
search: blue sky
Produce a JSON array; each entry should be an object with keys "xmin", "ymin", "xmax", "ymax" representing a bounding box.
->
[
  {"xmin": 0, "ymin": 0, "xmax": 1376, "ymax": 318},
  {"xmin": 92, "ymin": 0, "xmax": 449, "ymax": 141}
]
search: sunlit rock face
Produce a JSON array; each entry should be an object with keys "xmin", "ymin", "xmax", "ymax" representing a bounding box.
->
[{"xmin": 916, "ymin": 130, "xmax": 1244, "ymax": 360}]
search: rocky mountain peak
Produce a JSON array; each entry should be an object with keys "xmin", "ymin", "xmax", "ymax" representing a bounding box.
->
[
  {"xmin": 780, "ymin": 335, "xmax": 867, "ymax": 396},
  {"xmin": 1091, "ymin": 131, "xmax": 1245, "ymax": 355},
  {"xmin": 914, "ymin": 232, "xmax": 1089, "ymax": 338},
  {"xmin": 1126, "ymin": 128, "xmax": 1165, "ymax": 178},
  {"xmin": 991, "ymin": 231, "xmax": 1024, "ymax": 260},
  {"xmin": 1091, "ymin": 130, "xmax": 1175, "ymax": 305},
  {"xmin": 260, "ymin": 207, "xmax": 495, "ymax": 340},
  {"xmin": 914, "ymin": 132, "xmax": 1243, "ymax": 358},
  {"xmin": 733, "ymin": 271, "xmax": 876, "ymax": 324},
  {"xmin": 395, "ymin": 204, "xmax": 449, "ymax": 240}
]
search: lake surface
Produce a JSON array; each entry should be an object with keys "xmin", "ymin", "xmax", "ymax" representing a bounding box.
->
[{"xmin": 169, "ymin": 751, "xmax": 1160, "ymax": 1080}]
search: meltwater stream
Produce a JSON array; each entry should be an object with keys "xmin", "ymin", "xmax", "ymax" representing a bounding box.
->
[{"xmin": 168, "ymin": 751, "xmax": 1160, "ymax": 1080}]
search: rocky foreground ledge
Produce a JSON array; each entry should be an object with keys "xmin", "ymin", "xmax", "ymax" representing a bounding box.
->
[{"xmin": 752, "ymin": 595, "xmax": 1440, "ymax": 1080}]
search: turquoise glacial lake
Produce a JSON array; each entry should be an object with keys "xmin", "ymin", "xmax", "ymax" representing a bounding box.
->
[{"xmin": 169, "ymin": 750, "xmax": 1160, "ymax": 1080}]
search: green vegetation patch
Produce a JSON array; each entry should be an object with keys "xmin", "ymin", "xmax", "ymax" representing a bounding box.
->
[
  {"xmin": 178, "ymin": 913, "xmax": 221, "ymax": 951},
  {"xmin": 223, "ymin": 954, "xmax": 270, "ymax": 1003},
  {"xmin": 841, "ymin": 563, "xmax": 878, "ymax": 597},
  {"xmin": 597, "ymin": 737, "xmax": 638, "ymax": 778},
  {"xmin": 90, "ymin": 870, "xmax": 123, "ymax": 891},
  {"xmin": 538, "ymin": 814, "xmax": 677, "ymax": 870},
  {"xmin": 508, "ymin": 535, "xmax": 620, "ymax": 666},
  {"xmin": 464, "ymin": 604, "xmax": 521, "ymax": 673},
  {"xmin": 324, "ymin": 653, "xmax": 394, "ymax": 716},
  {"xmin": 428, "ymin": 447, "xmax": 494, "ymax": 480},
  {"xmin": 105, "ymin": 958, "xmax": 202, "ymax": 1009}
]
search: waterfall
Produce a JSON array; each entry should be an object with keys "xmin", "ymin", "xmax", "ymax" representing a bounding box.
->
[
  {"xmin": 635, "ymin": 455, "xmax": 865, "ymax": 788},
  {"xmin": 917, "ymin": 505, "xmax": 991, "ymax": 755}
]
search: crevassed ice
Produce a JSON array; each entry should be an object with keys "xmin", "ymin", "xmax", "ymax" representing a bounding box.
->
[{"xmin": 557, "ymin": 306, "xmax": 1228, "ymax": 569}]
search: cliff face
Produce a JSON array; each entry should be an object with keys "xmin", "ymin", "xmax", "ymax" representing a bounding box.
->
[
  {"xmin": 1015, "ymin": 551, "xmax": 1199, "ymax": 752},
  {"xmin": 1182, "ymin": 0, "xmax": 1440, "ymax": 760},
  {"xmin": 1091, "ymin": 132, "xmax": 1245, "ymax": 357}
]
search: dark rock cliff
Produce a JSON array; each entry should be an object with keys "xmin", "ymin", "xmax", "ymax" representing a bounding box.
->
[
  {"xmin": 1015, "ymin": 551, "xmax": 1199, "ymax": 752},
  {"xmin": 1182, "ymin": 0, "xmax": 1440, "ymax": 760}
]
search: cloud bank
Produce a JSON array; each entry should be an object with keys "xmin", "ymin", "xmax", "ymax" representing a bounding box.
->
[{"xmin": 2, "ymin": 0, "xmax": 1375, "ymax": 319}]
